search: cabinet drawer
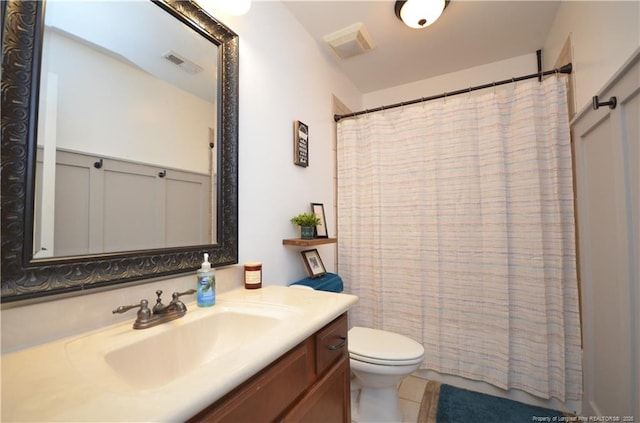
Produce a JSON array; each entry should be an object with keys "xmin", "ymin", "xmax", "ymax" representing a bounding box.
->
[{"xmin": 316, "ymin": 313, "xmax": 348, "ymax": 376}]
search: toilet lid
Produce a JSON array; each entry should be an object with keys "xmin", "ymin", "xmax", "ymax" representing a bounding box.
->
[{"xmin": 348, "ymin": 326, "xmax": 424, "ymax": 363}]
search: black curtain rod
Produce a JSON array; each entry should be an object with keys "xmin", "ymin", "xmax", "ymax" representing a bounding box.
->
[{"xmin": 334, "ymin": 63, "xmax": 572, "ymax": 122}]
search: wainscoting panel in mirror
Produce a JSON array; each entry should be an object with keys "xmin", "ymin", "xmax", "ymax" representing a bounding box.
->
[{"xmin": 1, "ymin": 0, "xmax": 239, "ymax": 303}]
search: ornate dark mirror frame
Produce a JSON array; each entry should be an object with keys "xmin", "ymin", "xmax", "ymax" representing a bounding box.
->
[{"xmin": 1, "ymin": 0, "xmax": 239, "ymax": 303}]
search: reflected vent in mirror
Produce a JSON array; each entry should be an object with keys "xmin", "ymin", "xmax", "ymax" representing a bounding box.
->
[{"xmin": 162, "ymin": 51, "xmax": 203, "ymax": 74}]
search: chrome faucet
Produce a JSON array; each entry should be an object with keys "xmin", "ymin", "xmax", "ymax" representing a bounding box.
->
[{"xmin": 113, "ymin": 289, "xmax": 196, "ymax": 329}]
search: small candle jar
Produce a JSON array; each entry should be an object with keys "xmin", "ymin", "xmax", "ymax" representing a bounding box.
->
[{"xmin": 244, "ymin": 262, "xmax": 262, "ymax": 289}]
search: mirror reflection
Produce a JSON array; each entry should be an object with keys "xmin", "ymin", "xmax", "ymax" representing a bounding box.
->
[{"xmin": 34, "ymin": 1, "xmax": 218, "ymax": 258}]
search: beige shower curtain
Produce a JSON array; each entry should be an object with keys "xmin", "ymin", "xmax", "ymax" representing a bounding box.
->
[{"xmin": 337, "ymin": 76, "xmax": 581, "ymax": 401}]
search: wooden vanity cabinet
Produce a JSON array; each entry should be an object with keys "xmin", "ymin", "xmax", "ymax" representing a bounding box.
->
[{"xmin": 188, "ymin": 313, "xmax": 350, "ymax": 423}]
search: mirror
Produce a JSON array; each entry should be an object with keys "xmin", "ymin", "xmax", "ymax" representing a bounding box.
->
[
  {"xmin": 1, "ymin": 0, "xmax": 239, "ymax": 303},
  {"xmin": 34, "ymin": 1, "xmax": 218, "ymax": 257}
]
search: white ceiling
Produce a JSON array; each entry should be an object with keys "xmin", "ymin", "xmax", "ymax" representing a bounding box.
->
[
  {"xmin": 45, "ymin": 1, "xmax": 218, "ymax": 103},
  {"xmin": 283, "ymin": 1, "xmax": 561, "ymax": 93}
]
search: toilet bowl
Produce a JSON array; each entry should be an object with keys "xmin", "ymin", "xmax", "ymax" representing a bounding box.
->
[
  {"xmin": 289, "ymin": 276, "xmax": 424, "ymax": 422},
  {"xmin": 349, "ymin": 326, "xmax": 424, "ymax": 423}
]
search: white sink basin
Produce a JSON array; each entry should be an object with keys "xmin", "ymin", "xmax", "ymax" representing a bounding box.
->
[{"xmin": 65, "ymin": 302, "xmax": 298, "ymax": 391}]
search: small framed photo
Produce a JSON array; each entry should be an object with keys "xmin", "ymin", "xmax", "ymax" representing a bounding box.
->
[
  {"xmin": 294, "ymin": 120, "xmax": 309, "ymax": 167},
  {"xmin": 301, "ymin": 249, "xmax": 326, "ymax": 278},
  {"xmin": 311, "ymin": 202, "xmax": 328, "ymax": 238}
]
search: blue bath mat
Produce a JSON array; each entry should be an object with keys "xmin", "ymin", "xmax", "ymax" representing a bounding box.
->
[{"xmin": 436, "ymin": 384, "xmax": 566, "ymax": 423}]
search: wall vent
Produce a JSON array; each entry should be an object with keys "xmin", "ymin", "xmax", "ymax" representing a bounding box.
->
[{"xmin": 162, "ymin": 50, "xmax": 203, "ymax": 75}]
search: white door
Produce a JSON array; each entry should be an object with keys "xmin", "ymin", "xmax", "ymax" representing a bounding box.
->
[{"xmin": 572, "ymin": 50, "xmax": 639, "ymax": 418}]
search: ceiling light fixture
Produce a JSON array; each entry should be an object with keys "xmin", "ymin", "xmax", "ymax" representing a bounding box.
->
[{"xmin": 394, "ymin": 0, "xmax": 449, "ymax": 29}]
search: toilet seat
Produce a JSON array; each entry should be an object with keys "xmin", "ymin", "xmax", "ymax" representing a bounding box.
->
[{"xmin": 348, "ymin": 326, "xmax": 424, "ymax": 366}]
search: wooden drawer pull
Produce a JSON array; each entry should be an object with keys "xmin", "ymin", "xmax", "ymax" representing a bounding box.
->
[{"xmin": 328, "ymin": 336, "xmax": 347, "ymax": 351}]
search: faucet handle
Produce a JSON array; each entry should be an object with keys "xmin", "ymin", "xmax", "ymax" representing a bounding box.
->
[
  {"xmin": 153, "ymin": 290, "xmax": 165, "ymax": 313},
  {"xmin": 113, "ymin": 300, "xmax": 152, "ymax": 329},
  {"xmin": 112, "ymin": 299, "xmax": 152, "ymax": 322},
  {"xmin": 172, "ymin": 289, "xmax": 196, "ymax": 301},
  {"xmin": 169, "ymin": 289, "xmax": 196, "ymax": 313},
  {"xmin": 113, "ymin": 300, "xmax": 148, "ymax": 314}
]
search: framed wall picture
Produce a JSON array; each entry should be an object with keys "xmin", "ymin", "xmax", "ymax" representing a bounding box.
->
[
  {"xmin": 294, "ymin": 120, "xmax": 309, "ymax": 167},
  {"xmin": 301, "ymin": 249, "xmax": 326, "ymax": 278},
  {"xmin": 311, "ymin": 202, "xmax": 328, "ymax": 238}
]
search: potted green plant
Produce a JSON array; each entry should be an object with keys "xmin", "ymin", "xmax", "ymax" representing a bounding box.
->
[{"xmin": 290, "ymin": 213, "xmax": 321, "ymax": 240}]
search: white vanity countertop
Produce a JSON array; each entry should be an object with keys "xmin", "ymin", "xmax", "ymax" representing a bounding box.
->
[{"xmin": 1, "ymin": 285, "xmax": 358, "ymax": 422}]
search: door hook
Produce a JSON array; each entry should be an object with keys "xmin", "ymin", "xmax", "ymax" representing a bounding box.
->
[{"xmin": 592, "ymin": 95, "xmax": 617, "ymax": 110}]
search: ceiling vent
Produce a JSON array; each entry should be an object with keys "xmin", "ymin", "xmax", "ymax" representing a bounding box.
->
[
  {"xmin": 162, "ymin": 51, "xmax": 203, "ymax": 75},
  {"xmin": 323, "ymin": 22, "xmax": 376, "ymax": 60}
]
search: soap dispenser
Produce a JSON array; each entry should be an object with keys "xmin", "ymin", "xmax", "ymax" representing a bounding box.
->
[{"xmin": 197, "ymin": 253, "xmax": 215, "ymax": 307}]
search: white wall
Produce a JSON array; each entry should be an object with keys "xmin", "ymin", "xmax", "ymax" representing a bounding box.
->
[
  {"xmin": 230, "ymin": 1, "xmax": 361, "ymax": 281},
  {"xmin": 363, "ymin": 53, "xmax": 538, "ymax": 108},
  {"xmin": 1, "ymin": 1, "xmax": 362, "ymax": 353},
  {"xmin": 544, "ymin": 1, "xmax": 640, "ymax": 114}
]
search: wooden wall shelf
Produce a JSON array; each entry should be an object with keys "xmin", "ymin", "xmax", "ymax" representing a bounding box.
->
[{"xmin": 282, "ymin": 238, "xmax": 337, "ymax": 247}]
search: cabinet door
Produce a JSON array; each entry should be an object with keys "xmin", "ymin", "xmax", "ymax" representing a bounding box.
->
[
  {"xmin": 282, "ymin": 355, "xmax": 351, "ymax": 423},
  {"xmin": 189, "ymin": 341, "xmax": 311, "ymax": 423}
]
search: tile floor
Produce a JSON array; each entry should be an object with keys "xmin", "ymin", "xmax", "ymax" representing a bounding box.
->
[
  {"xmin": 398, "ymin": 375, "xmax": 429, "ymax": 423},
  {"xmin": 352, "ymin": 374, "xmax": 428, "ymax": 423}
]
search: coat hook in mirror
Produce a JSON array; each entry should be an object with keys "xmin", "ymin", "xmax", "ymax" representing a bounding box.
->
[
  {"xmin": 592, "ymin": 95, "xmax": 617, "ymax": 110},
  {"xmin": 94, "ymin": 159, "xmax": 103, "ymax": 169},
  {"xmin": 158, "ymin": 170, "xmax": 167, "ymax": 178}
]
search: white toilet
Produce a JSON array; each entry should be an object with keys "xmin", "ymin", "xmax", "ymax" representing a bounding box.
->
[
  {"xmin": 349, "ymin": 326, "xmax": 425, "ymax": 423},
  {"xmin": 288, "ymin": 281, "xmax": 424, "ymax": 422}
]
